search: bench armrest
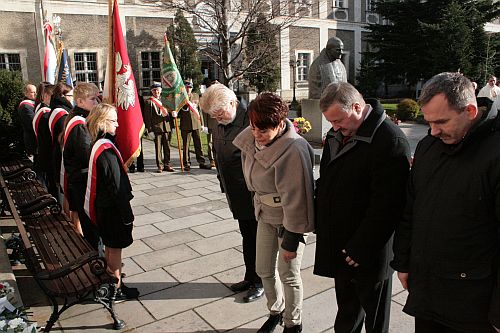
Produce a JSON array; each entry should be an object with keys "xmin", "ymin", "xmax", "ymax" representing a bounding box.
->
[{"xmin": 36, "ymin": 251, "xmax": 107, "ymax": 280}]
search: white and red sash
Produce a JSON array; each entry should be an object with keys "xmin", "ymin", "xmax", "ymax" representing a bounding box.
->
[
  {"xmin": 150, "ymin": 97, "xmax": 169, "ymax": 117},
  {"xmin": 48, "ymin": 108, "xmax": 69, "ymax": 139},
  {"xmin": 60, "ymin": 116, "xmax": 85, "ymax": 195},
  {"xmin": 84, "ymin": 138, "xmax": 126, "ymax": 224},
  {"xmin": 32, "ymin": 105, "xmax": 51, "ymax": 139},
  {"xmin": 186, "ymin": 100, "xmax": 201, "ymax": 121},
  {"xmin": 18, "ymin": 100, "xmax": 35, "ymax": 110}
]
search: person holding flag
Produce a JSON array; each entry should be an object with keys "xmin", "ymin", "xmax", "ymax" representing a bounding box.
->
[
  {"xmin": 85, "ymin": 103, "xmax": 139, "ymax": 302},
  {"xmin": 178, "ymin": 80, "xmax": 211, "ymax": 171},
  {"xmin": 143, "ymin": 82, "xmax": 174, "ymax": 173}
]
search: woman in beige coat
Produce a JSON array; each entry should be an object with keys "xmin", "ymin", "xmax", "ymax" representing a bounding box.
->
[{"xmin": 233, "ymin": 93, "xmax": 315, "ymax": 333}]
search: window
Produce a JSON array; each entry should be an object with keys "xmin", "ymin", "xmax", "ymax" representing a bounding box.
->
[
  {"xmin": 74, "ymin": 52, "xmax": 98, "ymax": 85},
  {"xmin": 367, "ymin": 0, "xmax": 376, "ymax": 11},
  {"xmin": 297, "ymin": 52, "xmax": 311, "ymax": 81},
  {"xmin": 140, "ymin": 51, "xmax": 161, "ymax": 88},
  {"xmin": 333, "ymin": 0, "xmax": 346, "ymax": 8},
  {"xmin": 0, "ymin": 53, "xmax": 21, "ymax": 71}
]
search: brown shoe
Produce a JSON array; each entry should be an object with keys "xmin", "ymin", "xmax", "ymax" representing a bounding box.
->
[
  {"xmin": 156, "ymin": 168, "xmax": 163, "ymax": 173},
  {"xmin": 164, "ymin": 165, "xmax": 174, "ymax": 172},
  {"xmin": 199, "ymin": 163, "xmax": 212, "ymax": 170},
  {"xmin": 210, "ymin": 160, "xmax": 216, "ymax": 168},
  {"xmin": 183, "ymin": 165, "xmax": 191, "ymax": 171}
]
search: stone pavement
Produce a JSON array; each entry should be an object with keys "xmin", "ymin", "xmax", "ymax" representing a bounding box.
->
[{"xmin": 17, "ymin": 123, "xmax": 429, "ymax": 333}]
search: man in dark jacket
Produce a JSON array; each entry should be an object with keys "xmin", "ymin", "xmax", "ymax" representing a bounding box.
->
[
  {"xmin": 199, "ymin": 84, "xmax": 264, "ymax": 303},
  {"xmin": 391, "ymin": 72, "xmax": 500, "ymax": 333},
  {"xmin": 314, "ymin": 82, "xmax": 411, "ymax": 333},
  {"xmin": 18, "ymin": 84, "xmax": 37, "ymax": 158}
]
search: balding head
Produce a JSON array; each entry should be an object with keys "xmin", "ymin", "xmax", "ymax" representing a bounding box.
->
[{"xmin": 24, "ymin": 84, "xmax": 37, "ymax": 101}]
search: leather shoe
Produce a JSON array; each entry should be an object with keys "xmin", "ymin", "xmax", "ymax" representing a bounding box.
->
[
  {"xmin": 183, "ymin": 165, "xmax": 191, "ymax": 171},
  {"xmin": 243, "ymin": 284, "xmax": 264, "ymax": 303},
  {"xmin": 257, "ymin": 312, "xmax": 283, "ymax": 333},
  {"xmin": 283, "ymin": 324, "xmax": 302, "ymax": 333},
  {"xmin": 164, "ymin": 165, "xmax": 174, "ymax": 172},
  {"xmin": 137, "ymin": 168, "xmax": 144, "ymax": 172},
  {"xmin": 230, "ymin": 280, "xmax": 252, "ymax": 292},
  {"xmin": 199, "ymin": 163, "xmax": 212, "ymax": 170}
]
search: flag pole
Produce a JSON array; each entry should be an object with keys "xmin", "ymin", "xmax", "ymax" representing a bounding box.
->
[
  {"xmin": 174, "ymin": 117, "xmax": 184, "ymax": 171},
  {"xmin": 105, "ymin": 0, "xmax": 115, "ymax": 104}
]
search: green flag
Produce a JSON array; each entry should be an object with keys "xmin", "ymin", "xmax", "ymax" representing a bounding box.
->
[{"xmin": 161, "ymin": 34, "xmax": 189, "ymax": 112}]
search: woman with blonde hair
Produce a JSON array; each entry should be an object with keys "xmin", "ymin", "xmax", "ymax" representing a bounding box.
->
[{"xmin": 84, "ymin": 103, "xmax": 139, "ymax": 301}]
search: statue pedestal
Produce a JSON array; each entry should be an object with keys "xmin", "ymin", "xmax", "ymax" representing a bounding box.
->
[{"xmin": 302, "ymin": 99, "xmax": 331, "ymax": 144}]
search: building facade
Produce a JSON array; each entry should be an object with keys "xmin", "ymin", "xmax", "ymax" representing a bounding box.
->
[{"xmin": 1, "ymin": 0, "xmax": 499, "ymax": 100}]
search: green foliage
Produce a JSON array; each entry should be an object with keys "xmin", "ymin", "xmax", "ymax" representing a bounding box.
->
[
  {"xmin": 356, "ymin": 53, "xmax": 382, "ymax": 97},
  {"xmin": 364, "ymin": 0, "xmax": 500, "ymax": 85},
  {"xmin": 396, "ymin": 98, "xmax": 420, "ymax": 121},
  {"xmin": 382, "ymin": 103, "xmax": 397, "ymax": 118},
  {"xmin": 0, "ymin": 70, "xmax": 24, "ymax": 151},
  {"xmin": 169, "ymin": 10, "xmax": 203, "ymax": 88},
  {"xmin": 244, "ymin": 14, "xmax": 281, "ymax": 93}
]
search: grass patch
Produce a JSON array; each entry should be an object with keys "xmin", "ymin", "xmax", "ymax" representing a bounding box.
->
[{"xmin": 382, "ymin": 103, "xmax": 398, "ymax": 118}]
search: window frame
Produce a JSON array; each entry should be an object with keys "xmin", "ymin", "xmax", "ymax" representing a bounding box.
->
[
  {"xmin": 333, "ymin": 0, "xmax": 347, "ymax": 8},
  {"xmin": 139, "ymin": 50, "xmax": 162, "ymax": 89},
  {"xmin": 73, "ymin": 51, "xmax": 99, "ymax": 86},
  {"xmin": 0, "ymin": 49, "xmax": 28, "ymax": 80},
  {"xmin": 295, "ymin": 50, "xmax": 313, "ymax": 82}
]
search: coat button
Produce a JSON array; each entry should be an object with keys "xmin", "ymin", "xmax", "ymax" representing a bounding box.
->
[{"xmin": 460, "ymin": 272, "xmax": 467, "ymax": 278}]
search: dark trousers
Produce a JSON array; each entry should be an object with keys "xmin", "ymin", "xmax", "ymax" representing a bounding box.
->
[
  {"xmin": 334, "ymin": 275, "xmax": 392, "ymax": 333},
  {"xmin": 238, "ymin": 218, "xmax": 261, "ymax": 285},
  {"xmin": 181, "ymin": 129, "xmax": 206, "ymax": 166},
  {"xmin": 206, "ymin": 131, "xmax": 214, "ymax": 162},
  {"xmin": 415, "ymin": 317, "xmax": 495, "ymax": 333},
  {"xmin": 154, "ymin": 132, "xmax": 171, "ymax": 168}
]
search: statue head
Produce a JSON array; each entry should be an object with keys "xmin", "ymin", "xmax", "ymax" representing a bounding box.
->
[{"xmin": 325, "ymin": 37, "xmax": 344, "ymax": 62}]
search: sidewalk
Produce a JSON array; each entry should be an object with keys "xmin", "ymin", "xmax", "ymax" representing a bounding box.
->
[{"xmin": 16, "ymin": 123, "xmax": 428, "ymax": 332}]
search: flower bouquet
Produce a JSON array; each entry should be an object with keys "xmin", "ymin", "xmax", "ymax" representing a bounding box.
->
[
  {"xmin": 292, "ymin": 117, "xmax": 312, "ymax": 135},
  {"xmin": 0, "ymin": 282, "xmax": 35, "ymax": 333}
]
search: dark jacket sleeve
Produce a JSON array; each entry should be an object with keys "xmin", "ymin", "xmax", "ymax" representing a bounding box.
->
[
  {"xmin": 143, "ymin": 101, "xmax": 152, "ymax": 130},
  {"xmin": 64, "ymin": 124, "xmax": 91, "ymax": 183},
  {"xmin": 344, "ymin": 136, "xmax": 410, "ymax": 265}
]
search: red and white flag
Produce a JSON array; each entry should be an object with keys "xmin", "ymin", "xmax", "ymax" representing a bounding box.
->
[
  {"xmin": 43, "ymin": 21, "xmax": 57, "ymax": 84},
  {"xmin": 103, "ymin": 0, "xmax": 144, "ymax": 167}
]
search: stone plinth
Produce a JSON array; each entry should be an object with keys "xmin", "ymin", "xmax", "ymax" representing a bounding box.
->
[{"xmin": 301, "ymin": 99, "xmax": 331, "ymax": 144}]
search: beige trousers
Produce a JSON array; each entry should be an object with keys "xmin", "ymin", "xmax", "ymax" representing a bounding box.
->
[{"xmin": 256, "ymin": 221, "xmax": 306, "ymax": 327}]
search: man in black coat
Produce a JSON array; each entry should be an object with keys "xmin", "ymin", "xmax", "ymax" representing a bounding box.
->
[
  {"xmin": 199, "ymin": 84, "xmax": 264, "ymax": 303},
  {"xmin": 391, "ymin": 72, "xmax": 500, "ymax": 333},
  {"xmin": 314, "ymin": 82, "xmax": 411, "ymax": 333},
  {"xmin": 18, "ymin": 84, "xmax": 37, "ymax": 158}
]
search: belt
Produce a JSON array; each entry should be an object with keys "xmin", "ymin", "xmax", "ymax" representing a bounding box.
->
[{"xmin": 258, "ymin": 193, "xmax": 282, "ymax": 207}]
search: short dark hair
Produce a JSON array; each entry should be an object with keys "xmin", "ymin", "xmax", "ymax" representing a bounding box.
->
[
  {"xmin": 35, "ymin": 82, "xmax": 54, "ymax": 105},
  {"xmin": 248, "ymin": 93, "xmax": 288, "ymax": 129},
  {"xmin": 419, "ymin": 72, "xmax": 475, "ymax": 113},
  {"xmin": 52, "ymin": 82, "xmax": 73, "ymax": 98}
]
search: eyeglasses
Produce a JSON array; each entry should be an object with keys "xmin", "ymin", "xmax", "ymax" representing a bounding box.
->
[
  {"xmin": 65, "ymin": 94, "xmax": 73, "ymax": 97},
  {"xmin": 106, "ymin": 119, "xmax": 118, "ymax": 124}
]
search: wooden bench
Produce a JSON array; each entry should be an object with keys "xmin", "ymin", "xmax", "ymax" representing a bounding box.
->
[
  {"xmin": 0, "ymin": 158, "xmax": 35, "ymax": 182},
  {"xmin": 0, "ymin": 169, "xmax": 125, "ymax": 332}
]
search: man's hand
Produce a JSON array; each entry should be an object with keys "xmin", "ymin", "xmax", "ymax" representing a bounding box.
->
[
  {"xmin": 493, "ymin": 325, "xmax": 500, "ymax": 333},
  {"xmin": 342, "ymin": 249, "xmax": 359, "ymax": 267},
  {"xmin": 172, "ymin": 111, "xmax": 178, "ymax": 118},
  {"xmin": 201, "ymin": 126, "xmax": 209, "ymax": 134},
  {"xmin": 398, "ymin": 272, "xmax": 409, "ymax": 290},
  {"xmin": 282, "ymin": 250, "xmax": 297, "ymax": 263}
]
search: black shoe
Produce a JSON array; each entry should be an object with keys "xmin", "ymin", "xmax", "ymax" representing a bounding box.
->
[
  {"xmin": 243, "ymin": 284, "xmax": 264, "ymax": 303},
  {"xmin": 199, "ymin": 163, "xmax": 212, "ymax": 170},
  {"xmin": 283, "ymin": 324, "xmax": 302, "ymax": 333},
  {"xmin": 114, "ymin": 284, "xmax": 140, "ymax": 302},
  {"xmin": 183, "ymin": 165, "xmax": 191, "ymax": 171},
  {"xmin": 230, "ymin": 280, "xmax": 252, "ymax": 292},
  {"xmin": 128, "ymin": 168, "xmax": 136, "ymax": 173},
  {"xmin": 257, "ymin": 312, "xmax": 283, "ymax": 333},
  {"xmin": 137, "ymin": 168, "xmax": 144, "ymax": 172}
]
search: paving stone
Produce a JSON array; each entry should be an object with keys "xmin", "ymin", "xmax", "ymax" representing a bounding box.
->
[
  {"xmin": 131, "ymin": 192, "xmax": 184, "ymax": 207},
  {"xmin": 143, "ymin": 184, "xmax": 184, "ymax": 196},
  {"xmin": 306, "ymin": 233, "xmax": 316, "ymax": 244},
  {"xmin": 392, "ymin": 289, "xmax": 409, "ymax": 306},
  {"xmin": 133, "ymin": 244, "xmax": 200, "ymax": 271},
  {"xmin": 191, "ymin": 219, "xmax": 240, "ymax": 238},
  {"xmin": 134, "ymin": 211, "xmax": 171, "ymax": 227},
  {"xmin": 131, "ymin": 183, "xmax": 156, "ymax": 191},
  {"xmin": 132, "ymin": 224, "xmax": 163, "ymax": 240},
  {"xmin": 201, "ymin": 192, "xmax": 226, "ymax": 201},
  {"xmin": 153, "ymin": 176, "xmax": 199, "ymax": 188},
  {"xmin": 204, "ymin": 184, "xmax": 223, "ymax": 192},
  {"xmin": 166, "ymin": 249, "xmax": 243, "ymax": 283},
  {"xmin": 132, "ymin": 205, "xmax": 152, "ymax": 216},
  {"xmin": 122, "ymin": 240, "xmax": 153, "ymax": 259},
  {"xmin": 211, "ymin": 207, "xmax": 233, "ymax": 219},
  {"xmin": 147, "ymin": 195, "xmax": 208, "ymax": 212},
  {"xmin": 140, "ymin": 276, "xmax": 232, "ymax": 320},
  {"xmin": 178, "ymin": 187, "xmax": 213, "ymax": 198},
  {"xmin": 131, "ymin": 190, "xmax": 148, "ymax": 198},
  {"xmin": 122, "ymin": 268, "xmax": 179, "ymax": 296},
  {"xmin": 190, "ymin": 174, "xmax": 218, "ymax": 181},
  {"xmin": 128, "ymin": 172, "xmax": 153, "ymax": 181},
  {"xmin": 134, "ymin": 310, "xmax": 216, "ymax": 332},
  {"xmin": 389, "ymin": 301, "xmax": 414, "ymax": 332},
  {"xmin": 143, "ymin": 229, "xmax": 203, "ymax": 251},
  {"xmin": 213, "ymin": 265, "xmax": 246, "ymax": 288},
  {"xmin": 154, "ymin": 212, "xmax": 220, "ymax": 233},
  {"xmin": 122, "ymin": 257, "xmax": 145, "ymax": 276},
  {"xmin": 195, "ymin": 286, "xmax": 269, "ymax": 331},
  {"xmin": 178, "ymin": 180, "xmax": 214, "ymax": 190},
  {"xmin": 187, "ymin": 231, "xmax": 242, "ymax": 255},
  {"xmin": 164, "ymin": 200, "xmax": 229, "ymax": 219},
  {"xmin": 392, "ymin": 273, "xmax": 406, "ymax": 296},
  {"xmin": 301, "ymin": 242, "xmax": 317, "ymax": 269},
  {"xmin": 302, "ymin": 288, "xmax": 337, "ymax": 332},
  {"xmin": 302, "ymin": 266, "xmax": 335, "ymax": 299}
]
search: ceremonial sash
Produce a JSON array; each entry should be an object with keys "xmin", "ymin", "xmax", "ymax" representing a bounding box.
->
[
  {"xmin": 186, "ymin": 100, "xmax": 201, "ymax": 121},
  {"xmin": 32, "ymin": 106, "xmax": 51, "ymax": 139},
  {"xmin": 18, "ymin": 100, "xmax": 35, "ymax": 109},
  {"xmin": 150, "ymin": 97, "xmax": 169, "ymax": 117},
  {"xmin": 84, "ymin": 138, "xmax": 126, "ymax": 224},
  {"xmin": 60, "ymin": 116, "xmax": 85, "ymax": 195},
  {"xmin": 48, "ymin": 108, "xmax": 69, "ymax": 140}
]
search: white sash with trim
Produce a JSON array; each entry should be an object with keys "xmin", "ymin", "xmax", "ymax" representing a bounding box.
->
[
  {"xmin": 150, "ymin": 97, "xmax": 169, "ymax": 117},
  {"xmin": 48, "ymin": 108, "xmax": 69, "ymax": 139},
  {"xmin": 32, "ymin": 106, "xmax": 51, "ymax": 138},
  {"xmin": 84, "ymin": 138, "xmax": 125, "ymax": 224},
  {"xmin": 18, "ymin": 100, "xmax": 35, "ymax": 109}
]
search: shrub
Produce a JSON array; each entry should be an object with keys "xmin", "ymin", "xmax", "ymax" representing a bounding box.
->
[
  {"xmin": 0, "ymin": 70, "xmax": 25, "ymax": 152},
  {"xmin": 396, "ymin": 98, "xmax": 420, "ymax": 121}
]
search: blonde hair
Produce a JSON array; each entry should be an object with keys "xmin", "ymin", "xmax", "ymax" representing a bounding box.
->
[
  {"xmin": 74, "ymin": 82, "xmax": 98, "ymax": 101},
  {"xmin": 199, "ymin": 83, "xmax": 237, "ymax": 116},
  {"xmin": 86, "ymin": 103, "xmax": 117, "ymax": 142}
]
